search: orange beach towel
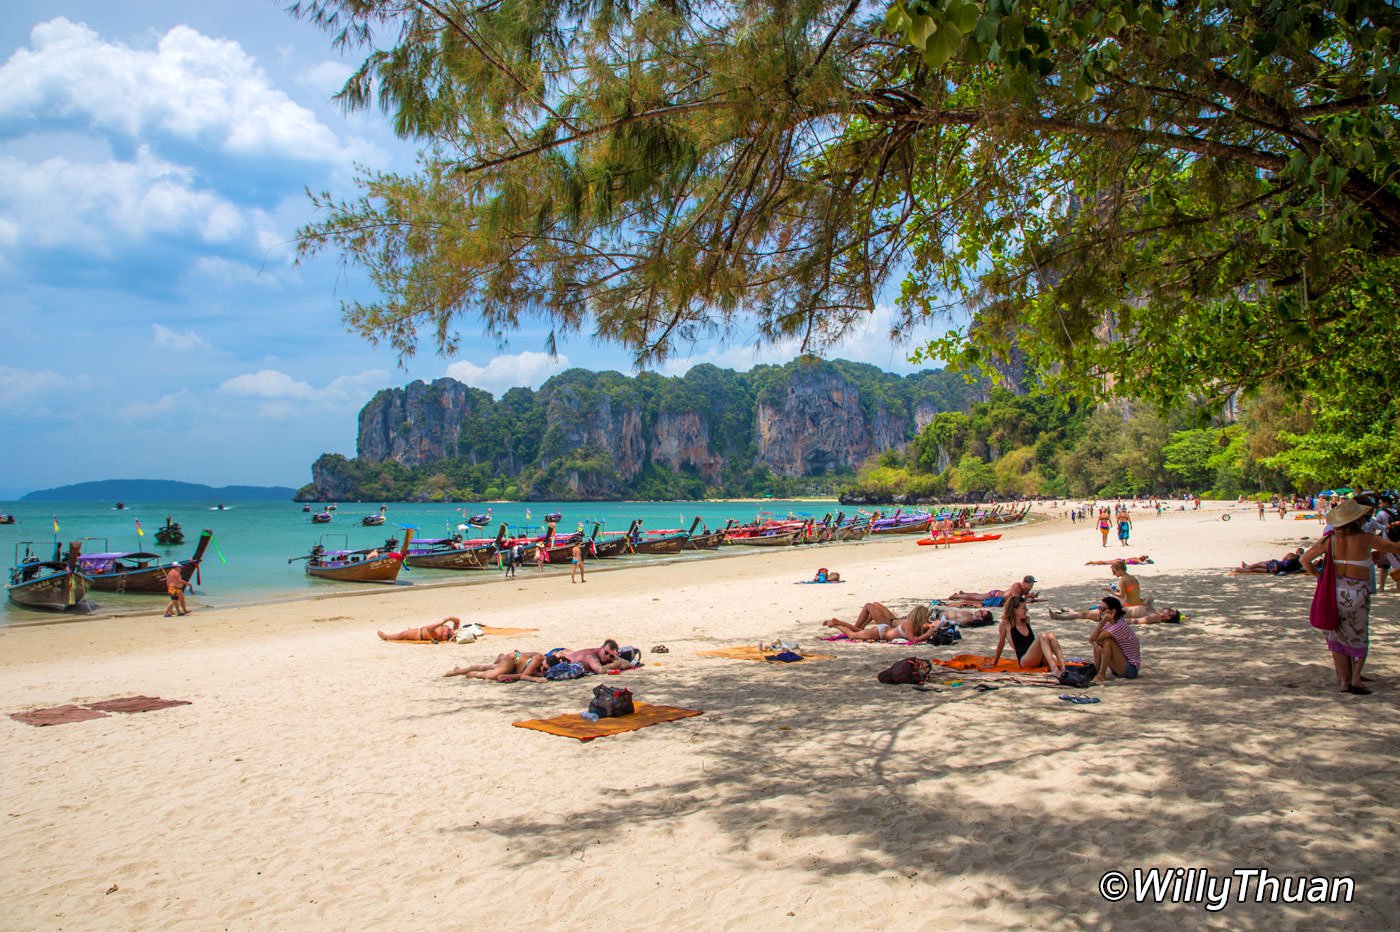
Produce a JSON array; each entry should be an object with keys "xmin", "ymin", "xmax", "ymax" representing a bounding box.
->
[
  {"xmin": 513, "ymin": 702, "xmax": 702, "ymax": 741},
  {"xmin": 932, "ymin": 654, "xmax": 1049, "ymax": 674}
]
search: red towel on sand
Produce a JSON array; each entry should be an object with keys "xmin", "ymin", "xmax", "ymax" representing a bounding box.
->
[{"xmin": 932, "ymin": 654, "xmax": 1050, "ymax": 673}]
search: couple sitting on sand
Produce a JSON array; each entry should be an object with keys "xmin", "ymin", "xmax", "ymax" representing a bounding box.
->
[
  {"xmin": 995, "ymin": 596, "xmax": 1145, "ymax": 683},
  {"xmin": 444, "ymin": 639, "xmax": 632, "ymax": 683}
]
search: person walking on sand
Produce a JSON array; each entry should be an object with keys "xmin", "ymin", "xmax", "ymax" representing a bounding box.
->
[
  {"xmin": 1116, "ymin": 511, "xmax": 1133, "ymax": 547},
  {"xmin": 570, "ymin": 541, "xmax": 586, "ymax": 583},
  {"xmin": 1097, "ymin": 509, "xmax": 1111, "ymax": 547},
  {"xmin": 164, "ymin": 562, "xmax": 189, "ymax": 617},
  {"xmin": 536, "ymin": 542, "xmax": 548, "ymax": 575}
]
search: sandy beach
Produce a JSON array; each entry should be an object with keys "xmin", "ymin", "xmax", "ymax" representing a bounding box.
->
[{"xmin": 3, "ymin": 502, "xmax": 1396, "ymax": 929}]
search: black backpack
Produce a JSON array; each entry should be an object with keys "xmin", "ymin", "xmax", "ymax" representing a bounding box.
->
[{"xmin": 1058, "ymin": 662, "xmax": 1097, "ymax": 689}]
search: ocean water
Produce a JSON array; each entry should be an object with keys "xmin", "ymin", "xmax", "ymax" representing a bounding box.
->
[{"xmin": 0, "ymin": 499, "xmax": 843, "ymax": 624}]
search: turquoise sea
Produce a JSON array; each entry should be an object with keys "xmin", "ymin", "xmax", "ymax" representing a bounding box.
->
[{"xmin": 0, "ymin": 499, "xmax": 842, "ymax": 624}]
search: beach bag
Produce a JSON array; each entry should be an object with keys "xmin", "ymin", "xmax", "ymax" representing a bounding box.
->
[
  {"xmin": 1309, "ymin": 534, "xmax": 1339, "ymax": 631},
  {"xmin": 877, "ymin": 657, "xmax": 932, "ymax": 685},
  {"xmin": 588, "ymin": 684, "xmax": 634, "ymax": 718},
  {"xmin": 1058, "ymin": 662, "xmax": 1097, "ymax": 688}
]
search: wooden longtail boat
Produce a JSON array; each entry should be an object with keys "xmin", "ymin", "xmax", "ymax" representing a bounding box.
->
[
  {"xmin": 362, "ymin": 507, "xmax": 388, "ymax": 527},
  {"xmin": 727, "ymin": 529, "xmax": 800, "ymax": 546},
  {"xmin": 869, "ymin": 516, "xmax": 933, "ymax": 535},
  {"xmin": 154, "ymin": 516, "xmax": 185, "ymax": 545},
  {"xmin": 7, "ymin": 541, "xmax": 91, "ymax": 611},
  {"xmin": 300, "ymin": 529, "xmax": 413, "ymax": 583},
  {"xmin": 78, "ymin": 530, "xmax": 213, "ymax": 593},
  {"xmin": 405, "ymin": 526, "xmax": 502, "ymax": 570},
  {"xmin": 312, "ymin": 511, "xmax": 333, "ymax": 524},
  {"xmin": 684, "ymin": 519, "xmax": 733, "ymax": 550},
  {"xmin": 589, "ymin": 522, "xmax": 633, "ymax": 558},
  {"xmin": 629, "ymin": 517, "xmax": 698, "ymax": 555},
  {"xmin": 0, "ymin": 514, "xmax": 16, "ymax": 525}
]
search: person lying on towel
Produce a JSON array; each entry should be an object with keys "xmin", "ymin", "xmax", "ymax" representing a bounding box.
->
[
  {"xmin": 945, "ymin": 575, "xmax": 1038, "ymax": 607},
  {"xmin": 823, "ymin": 605, "xmax": 939, "ymax": 642},
  {"xmin": 444, "ymin": 650, "xmax": 549, "ymax": 682},
  {"xmin": 378, "ymin": 617, "xmax": 461, "ymax": 642},
  {"xmin": 1234, "ymin": 547, "xmax": 1305, "ymax": 575},
  {"xmin": 1048, "ymin": 604, "xmax": 1182, "ymax": 625}
]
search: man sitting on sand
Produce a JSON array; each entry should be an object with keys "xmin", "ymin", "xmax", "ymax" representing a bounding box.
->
[
  {"xmin": 378, "ymin": 617, "xmax": 461, "ymax": 642},
  {"xmin": 1234, "ymin": 547, "xmax": 1306, "ymax": 575},
  {"xmin": 944, "ymin": 575, "xmax": 1037, "ymax": 607},
  {"xmin": 444, "ymin": 649, "xmax": 548, "ymax": 682}
]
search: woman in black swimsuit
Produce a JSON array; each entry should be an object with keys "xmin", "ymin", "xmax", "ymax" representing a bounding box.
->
[{"xmin": 991, "ymin": 595, "xmax": 1066, "ymax": 675}]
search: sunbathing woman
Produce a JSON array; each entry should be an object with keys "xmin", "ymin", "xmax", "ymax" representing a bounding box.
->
[
  {"xmin": 443, "ymin": 650, "xmax": 548, "ymax": 682},
  {"xmin": 378, "ymin": 617, "xmax": 461, "ymax": 642},
  {"xmin": 1086, "ymin": 555, "xmax": 1153, "ymax": 565},
  {"xmin": 1049, "ymin": 604, "xmax": 1182, "ymax": 624},
  {"xmin": 990, "ymin": 595, "xmax": 1066, "ymax": 675},
  {"xmin": 824, "ymin": 605, "xmax": 937, "ymax": 642}
]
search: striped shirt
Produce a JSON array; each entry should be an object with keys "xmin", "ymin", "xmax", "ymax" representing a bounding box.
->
[{"xmin": 1105, "ymin": 618, "xmax": 1141, "ymax": 668}]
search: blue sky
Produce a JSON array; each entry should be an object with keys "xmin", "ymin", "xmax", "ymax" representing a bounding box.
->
[{"xmin": 0, "ymin": 2, "xmax": 938, "ymax": 497}]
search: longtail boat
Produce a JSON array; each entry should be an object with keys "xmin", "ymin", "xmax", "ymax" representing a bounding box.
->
[
  {"xmin": 299, "ymin": 529, "xmax": 413, "ymax": 583},
  {"xmin": 312, "ymin": 511, "xmax": 333, "ymax": 524},
  {"xmin": 868, "ymin": 510, "xmax": 934, "ymax": 535},
  {"xmin": 589, "ymin": 522, "xmax": 633, "ymax": 558},
  {"xmin": 629, "ymin": 517, "xmax": 698, "ymax": 555},
  {"xmin": 362, "ymin": 506, "xmax": 388, "ymax": 527},
  {"xmin": 0, "ymin": 514, "xmax": 16, "ymax": 525},
  {"xmin": 78, "ymin": 530, "xmax": 213, "ymax": 593},
  {"xmin": 684, "ymin": 519, "xmax": 733, "ymax": 550},
  {"xmin": 7, "ymin": 541, "xmax": 91, "ymax": 611},
  {"xmin": 726, "ymin": 528, "xmax": 801, "ymax": 546},
  {"xmin": 154, "ymin": 516, "xmax": 185, "ymax": 545},
  {"xmin": 405, "ymin": 526, "xmax": 501, "ymax": 570}
]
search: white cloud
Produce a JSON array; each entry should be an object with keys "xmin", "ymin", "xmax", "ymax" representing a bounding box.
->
[
  {"xmin": 0, "ymin": 363, "xmax": 80, "ymax": 405},
  {"xmin": 117, "ymin": 390, "xmax": 189, "ymax": 422},
  {"xmin": 445, "ymin": 351, "xmax": 571, "ymax": 396},
  {"xmin": 189, "ymin": 256, "xmax": 284, "ymax": 289},
  {"xmin": 0, "ymin": 148, "xmax": 247, "ymax": 251},
  {"xmin": 219, "ymin": 368, "xmax": 389, "ymax": 409},
  {"xmin": 152, "ymin": 324, "xmax": 210, "ymax": 352},
  {"xmin": 0, "ymin": 18, "xmax": 355, "ymax": 164},
  {"xmin": 298, "ymin": 60, "xmax": 354, "ymax": 97}
]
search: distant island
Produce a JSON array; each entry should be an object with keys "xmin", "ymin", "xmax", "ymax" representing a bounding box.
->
[{"xmin": 22, "ymin": 479, "xmax": 296, "ymax": 503}]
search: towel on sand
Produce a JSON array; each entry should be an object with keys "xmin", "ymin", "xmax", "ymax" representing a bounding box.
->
[
  {"xmin": 513, "ymin": 702, "xmax": 702, "ymax": 741},
  {"xmin": 10, "ymin": 705, "xmax": 110, "ymax": 727},
  {"xmin": 697, "ymin": 646, "xmax": 834, "ymax": 663},
  {"xmin": 819, "ymin": 634, "xmax": 913, "ymax": 645},
  {"xmin": 10, "ymin": 696, "xmax": 191, "ymax": 727},
  {"xmin": 932, "ymin": 654, "xmax": 1049, "ymax": 674}
]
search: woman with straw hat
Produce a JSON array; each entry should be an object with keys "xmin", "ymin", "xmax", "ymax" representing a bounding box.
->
[{"xmin": 1301, "ymin": 498, "xmax": 1400, "ymax": 695}]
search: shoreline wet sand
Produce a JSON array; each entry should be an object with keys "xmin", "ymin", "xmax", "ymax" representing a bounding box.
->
[{"xmin": 2, "ymin": 501, "xmax": 1395, "ymax": 929}]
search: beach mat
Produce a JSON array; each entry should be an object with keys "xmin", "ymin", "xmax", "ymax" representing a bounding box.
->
[
  {"xmin": 513, "ymin": 702, "xmax": 703, "ymax": 741},
  {"xmin": 932, "ymin": 654, "xmax": 1049, "ymax": 674},
  {"xmin": 10, "ymin": 705, "xmax": 111, "ymax": 727},
  {"xmin": 480, "ymin": 626, "xmax": 539, "ymax": 638},
  {"xmin": 697, "ymin": 646, "xmax": 835, "ymax": 663},
  {"xmin": 819, "ymin": 634, "xmax": 918, "ymax": 645},
  {"xmin": 84, "ymin": 696, "xmax": 192, "ymax": 714}
]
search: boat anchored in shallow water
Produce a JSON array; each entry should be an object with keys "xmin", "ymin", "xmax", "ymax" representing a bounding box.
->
[
  {"xmin": 7, "ymin": 541, "xmax": 91, "ymax": 612},
  {"xmin": 77, "ymin": 530, "xmax": 212, "ymax": 593},
  {"xmin": 295, "ymin": 529, "xmax": 414, "ymax": 584}
]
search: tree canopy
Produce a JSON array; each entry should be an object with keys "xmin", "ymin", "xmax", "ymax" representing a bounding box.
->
[{"xmin": 292, "ymin": 0, "xmax": 1399, "ymax": 478}]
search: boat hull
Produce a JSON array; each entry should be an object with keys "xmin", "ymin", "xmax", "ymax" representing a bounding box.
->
[
  {"xmin": 307, "ymin": 554, "xmax": 405, "ymax": 583},
  {"xmin": 7, "ymin": 570, "xmax": 91, "ymax": 611},
  {"xmin": 631, "ymin": 536, "xmax": 687, "ymax": 555},
  {"xmin": 87, "ymin": 566, "xmax": 168, "ymax": 593},
  {"xmin": 684, "ymin": 531, "xmax": 726, "ymax": 550},
  {"xmin": 869, "ymin": 519, "xmax": 933, "ymax": 535},
  {"xmin": 405, "ymin": 546, "xmax": 497, "ymax": 570},
  {"xmin": 590, "ymin": 536, "xmax": 631, "ymax": 558},
  {"xmin": 727, "ymin": 531, "xmax": 799, "ymax": 546}
]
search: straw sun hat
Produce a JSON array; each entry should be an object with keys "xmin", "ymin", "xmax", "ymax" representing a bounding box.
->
[{"xmin": 1327, "ymin": 499, "xmax": 1373, "ymax": 528}]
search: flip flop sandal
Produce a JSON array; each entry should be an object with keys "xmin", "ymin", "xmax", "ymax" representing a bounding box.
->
[{"xmin": 1058, "ymin": 694, "xmax": 1101, "ymax": 704}]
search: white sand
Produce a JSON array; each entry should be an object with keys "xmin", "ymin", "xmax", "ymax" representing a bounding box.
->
[{"xmin": 2, "ymin": 502, "xmax": 1397, "ymax": 929}]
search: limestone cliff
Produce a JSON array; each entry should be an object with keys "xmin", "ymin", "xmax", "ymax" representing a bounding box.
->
[{"xmin": 305, "ymin": 358, "xmax": 976, "ymax": 500}]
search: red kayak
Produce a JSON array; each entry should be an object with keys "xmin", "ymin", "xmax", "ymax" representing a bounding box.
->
[{"xmin": 917, "ymin": 533, "xmax": 1002, "ymax": 546}]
